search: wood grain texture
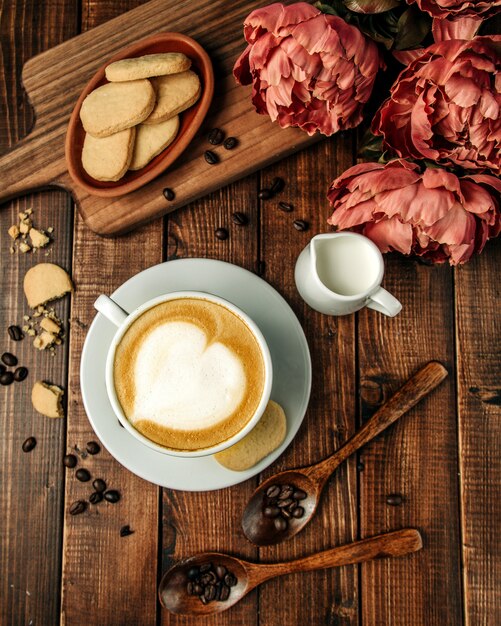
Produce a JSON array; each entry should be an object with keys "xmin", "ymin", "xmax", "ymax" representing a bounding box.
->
[
  {"xmin": 160, "ymin": 177, "xmax": 260, "ymax": 626},
  {"xmin": 358, "ymin": 258, "xmax": 463, "ymax": 625},
  {"xmin": 257, "ymin": 138, "xmax": 359, "ymax": 626},
  {"xmin": 0, "ymin": 1, "xmax": 77, "ymax": 624},
  {"xmin": 455, "ymin": 241, "xmax": 501, "ymax": 626},
  {"xmin": 60, "ymin": 2, "xmax": 161, "ymax": 625},
  {"xmin": 0, "ymin": 0, "xmax": 320, "ymax": 235}
]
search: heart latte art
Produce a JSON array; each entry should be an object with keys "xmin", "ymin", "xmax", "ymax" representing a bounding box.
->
[{"xmin": 113, "ymin": 298, "xmax": 266, "ymax": 451}]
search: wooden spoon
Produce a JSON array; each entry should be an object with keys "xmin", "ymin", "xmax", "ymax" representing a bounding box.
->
[
  {"xmin": 242, "ymin": 361, "xmax": 447, "ymax": 546},
  {"xmin": 159, "ymin": 528, "xmax": 422, "ymax": 615}
]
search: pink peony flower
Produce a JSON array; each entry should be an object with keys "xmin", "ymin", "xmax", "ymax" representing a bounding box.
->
[
  {"xmin": 406, "ymin": 0, "xmax": 501, "ymax": 20},
  {"xmin": 233, "ymin": 2, "xmax": 381, "ymax": 136},
  {"xmin": 327, "ymin": 159, "xmax": 501, "ymax": 265},
  {"xmin": 373, "ymin": 37, "xmax": 500, "ymax": 174}
]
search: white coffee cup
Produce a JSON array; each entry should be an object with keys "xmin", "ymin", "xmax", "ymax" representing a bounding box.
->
[
  {"xmin": 294, "ymin": 232, "xmax": 402, "ymax": 317},
  {"xmin": 94, "ymin": 291, "xmax": 273, "ymax": 458}
]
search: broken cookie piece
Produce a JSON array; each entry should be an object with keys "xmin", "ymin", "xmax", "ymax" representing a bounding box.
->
[
  {"xmin": 31, "ymin": 381, "xmax": 64, "ymax": 418},
  {"xmin": 40, "ymin": 317, "xmax": 61, "ymax": 335},
  {"xmin": 29, "ymin": 228, "xmax": 50, "ymax": 249},
  {"xmin": 33, "ymin": 330, "xmax": 56, "ymax": 351},
  {"xmin": 8, "ymin": 225, "xmax": 20, "ymax": 240},
  {"xmin": 23, "ymin": 263, "xmax": 73, "ymax": 309}
]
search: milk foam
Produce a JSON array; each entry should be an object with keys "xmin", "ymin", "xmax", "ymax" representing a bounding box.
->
[{"xmin": 130, "ymin": 321, "xmax": 246, "ymax": 430}]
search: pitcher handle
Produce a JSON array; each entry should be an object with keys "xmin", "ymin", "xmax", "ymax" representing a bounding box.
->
[
  {"xmin": 367, "ymin": 287, "xmax": 402, "ymax": 317},
  {"xmin": 94, "ymin": 295, "xmax": 129, "ymax": 327}
]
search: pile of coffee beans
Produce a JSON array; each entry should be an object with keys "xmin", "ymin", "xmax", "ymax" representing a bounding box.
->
[
  {"xmin": 1, "ymin": 349, "xmax": 28, "ymax": 386},
  {"xmin": 186, "ymin": 562, "xmax": 237, "ymax": 605},
  {"xmin": 262, "ymin": 483, "xmax": 307, "ymax": 532}
]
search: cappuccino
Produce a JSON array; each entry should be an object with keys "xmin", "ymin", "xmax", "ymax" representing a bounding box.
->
[{"xmin": 113, "ymin": 297, "xmax": 266, "ymax": 451}]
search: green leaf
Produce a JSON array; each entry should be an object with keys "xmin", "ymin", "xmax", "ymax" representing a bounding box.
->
[
  {"xmin": 314, "ymin": 2, "xmax": 340, "ymax": 15},
  {"xmin": 358, "ymin": 129, "xmax": 385, "ymax": 161},
  {"xmin": 343, "ymin": 0, "xmax": 401, "ymax": 14},
  {"xmin": 394, "ymin": 6, "xmax": 431, "ymax": 50}
]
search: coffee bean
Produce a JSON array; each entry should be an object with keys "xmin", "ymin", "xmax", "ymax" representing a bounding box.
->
[
  {"xmin": 199, "ymin": 563, "xmax": 212, "ymax": 573},
  {"xmin": 208, "ymin": 128, "xmax": 224, "ymax": 145},
  {"xmin": 89, "ymin": 491, "xmax": 103, "ymax": 505},
  {"xmin": 278, "ymin": 201, "xmax": 293, "ymax": 213},
  {"xmin": 86, "ymin": 441, "xmax": 100, "ymax": 455},
  {"xmin": 270, "ymin": 177, "xmax": 285, "ymax": 194},
  {"xmin": 22, "ymin": 436, "xmax": 37, "ymax": 452},
  {"xmin": 215, "ymin": 564, "xmax": 227, "ymax": 580},
  {"xmin": 205, "ymin": 584, "xmax": 217, "ymax": 601},
  {"xmin": 223, "ymin": 136, "xmax": 237, "ymax": 150},
  {"xmin": 266, "ymin": 485, "xmax": 280, "ymax": 498},
  {"xmin": 215, "ymin": 227, "xmax": 229, "ymax": 241},
  {"xmin": 92, "ymin": 478, "xmax": 106, "ymax": 493},
  {"xmin": 8, "ymin": 325, "xmax": 23, "ymax": 341},
  {"xmin": 292, "ymin": 506, "xmax": 305, "ymax": 518},
  {"xmin": 278, "ymin": 485, "xmax": 293, "ymax": 500},
  {"xmin": 187, "ymin": 581, "xmax": 195, "ymax": 595},
  {"xmin": 293, "ymin": 219, "xmax": 309, "ymax": 232},
  {"xmin": 187, "ymin": 566, "xmax": 200, "ymax": 581},
  {"xmin": 75, "ymin": 468, "xmax": 91, "ymax": 482},
  {"xmin": 219, "ymin": 583, "xmax": 230, "ymax": 601},
  {"xmin": 204, "ymin": 150, "xmax": 219, "ymax": 165},
  {"xmin": 120, "ymin": 525, "xmax": 134, "ymax": 537},
  {"xmin": 386, "ymin": 494, "xmax": 403, "ymax": 506},
  {"xmin": 282, "ymin": 508, "xmax": 291, "ymax": 519},
  {"xmin": 14, "ymin": 367, "xmax": 28, "ymax": 382},
  {"xmin": 293, "ymin": 489, "xmax": 307, "ymax": 500},
  {"xmin": 258, "ymin": 188, "xmax": 272, "ymax": 200},
  {"xmin": 1, "ymin": 352, "xmax": 17, "ymax": 367},
  {"xmin": 200, "ymin": 595, "xmax": 209, "ymax": 605},
  {"xmin": 69, "ymin": 500, "xmax": 87, "ymax": 516},
  {"xmin": 231, "ymin": 212, "xmax": 248, "ymax": 226},
  {"xmin": 224, "ymin": 573, "xmax": 237, "ymax": 587},
  {"xmin": 63, "ymin": 454, "xmax": 77, "ymax": 468},
  {"xmin": 0, "ymin": 372, "xmax": 14, "ymax": 386},
  {"xmin": 273, "ymin": 516, "xmax": 288, "ymax": 532},
  {"xmin": 104, "ymin": 490, "xmax": 120, "ymax": 503},
  {"xmin": 162, "ymin": 187, "xmax": 175, "ymax": 201},
  {"xmin": 277, "ymin": 498, "xmax": 294, "ymax": 509},
  {"xmin": 287, "ymin": 501, "xmax": 298, "ymax": 513},
  {"xmin": 263, "ymin": 505, "xmax": 280, "ymax": 518},
  {"xmin": 194, "ymin": 583, "xmax": 203, "ymax": 595}
]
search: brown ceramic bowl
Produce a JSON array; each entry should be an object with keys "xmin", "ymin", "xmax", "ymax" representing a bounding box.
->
[{"xmin": 65, "ymin": 32, "xmax": 214, "ymax": 198}]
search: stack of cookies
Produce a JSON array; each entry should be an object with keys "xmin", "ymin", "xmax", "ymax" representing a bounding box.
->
[{"xmin": 80, "ymin": 52, "xmax": 201, "ymax": 181}]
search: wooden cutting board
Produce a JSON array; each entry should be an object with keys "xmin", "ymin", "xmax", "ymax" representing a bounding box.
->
[{"xmin": 0, "ymin": 0, "xmax": 322, "ymax": 236}]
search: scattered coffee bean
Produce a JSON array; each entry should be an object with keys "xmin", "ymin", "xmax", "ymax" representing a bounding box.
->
[
  {"xmin": 266, "ymin": 485, "xmax": 280, "ymax": 498},
  {"xmin": 163, "ymin": 187, "xmax": 175, "ymax": 201},
  {"xmin": 63, "ymin": 454, "xmax": 77, "ymax": 468},
  {"xmin": 215, "ymin": 227, "xmax": 229, "ymax": 241},
  {"xmin": 293, "ymin": 219, "xmax": 309, "ymax": 232},
  {"xmin": 186, "ymin": 562, "xmax": 237, "ymax": 605},
  {"xmin": 22, "ymin": 437, "xmax": 37, "ymax": 452},
  {"xmin": 386, "ymin": 494, "xmax": 403, "ymax": 506},
  {"xmin": 0, "ymin": 372, "xmax": 14, "ymax": 386},
  {"xmin": 86, "ymin": 441, "xmax": 100, "ymax": 455},
  {"xmin": 8, "ymin": 325, "xmax": 23, "ymax": 341},
  {"xmin": 69, "ymin": 500, "xmax": 87, "ymax": 516},
  {"xmin": 89, "ymin": 491, "xmax": 103, "ymax": 505},
  {"xmin": 231, "ymin": 212, "xmax": 248, "ymax": 226},
  {"xmin": 270, "ymin": 177, "xmax": 285, "ymax": 195},
  {"xmin": 120, "ymin": 525, "xmax": 134, "ymax": 537},
  {"xmin": 75, "ymin": 468, "xmax": 91, "ymax": 482},
  {"xmin": 204, "ymin": 150, "xmax": 219, "ymax": 165},
  {"xmin": 258, "ymin": 188, "xmax": 272, "ymax": 200},
  {"xmin": 274, "ymin": 516, "xmax": 288, "ymax": 531},
  {"xmin": 1, "ymin": 352, "xmax": 17, "ymax": 367},
  {"xmin": 278, "ymin": 201, "xmax": 294, "ymax": 213},
  {"xmin": 92, "ymin": 478, "xmax": 106, "ymax": 493},
  {"xmin": 208, "ymin": 128, "xmax": 224, "ymax": 145},
  {"xmin": 13, "ymin": 367, "xmax": 28, "ymax": 382},
  {"xmin": 223, "ymin": 136, "xmax": 237, "ymax": 150},
  {"xmin": 104, "ymin": 489, "xmax": 120, "ymax": 503}
]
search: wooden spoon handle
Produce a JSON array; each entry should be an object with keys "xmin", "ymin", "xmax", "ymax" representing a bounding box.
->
[
  {"xmin": 308, "ymin": 361, "xmax": 448, "ymax": 481},
  {"xmin": 252, "ymin": 529, "xmax": 422, "ymax": 583}
]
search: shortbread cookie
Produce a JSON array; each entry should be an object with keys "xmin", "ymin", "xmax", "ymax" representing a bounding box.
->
[
  {"xmin": 214, "ymin": 400, "xmax": 287, "ymax": 471},
  {"xmin": 31, "ymin": 381, "xmax": 64, "ymax": 418},
  {"xmin": 82, "ymin": 127, "xmax": 136, "ymax": 181},
  {"xmin": 129, "ymin": 116, "xmax": 180, "ymax": 170},
  {"xmin": 80, "ymin": 80, "xmax": 155, "ymax": 137},
  {"xmin": 105, "ymin": 52, "xmax": 191, "ymax": 82},
  {"xmin": 144, "ymin": 70, "xmax": 201, "ymax": 125},
  {"xmin": 24, "ymin": 263, "xmax": 73, "ymax": 309}
]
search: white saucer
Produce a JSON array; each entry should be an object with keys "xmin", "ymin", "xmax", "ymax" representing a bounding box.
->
[{"xmin": 80, "ymin": 259, "xmax": 311, "ymax": 491}]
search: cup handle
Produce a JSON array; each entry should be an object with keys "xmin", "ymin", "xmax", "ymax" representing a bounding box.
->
[
  {"xmin": 94, "ymin": 295, "xmax": 129, "ymax": 327},
  {"xmin": 367, "ymin": 287, "xmax": 402, "ymax": 317}
]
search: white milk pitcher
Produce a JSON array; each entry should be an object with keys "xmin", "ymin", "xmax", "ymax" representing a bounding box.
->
[{"xmin": 294, "ymin": 232, "xmax": 402, "ymax": 317}]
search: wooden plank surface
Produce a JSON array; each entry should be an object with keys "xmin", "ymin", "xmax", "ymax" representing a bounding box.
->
[
  {"xmin": 0, "ymin": 2, "xmax": 77, "ymax": 625},
  {"xmin": 455, "ymin": 241, "xmax": 501, "ymax": 626},
  {"xmin": 358, "ymin": 258, "xmax": 463, "ymax": 625}
]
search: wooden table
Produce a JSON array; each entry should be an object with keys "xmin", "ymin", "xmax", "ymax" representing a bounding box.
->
[{"xmin": 1, "ymin": 2, "xmax": 499, "ymax": 625}]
